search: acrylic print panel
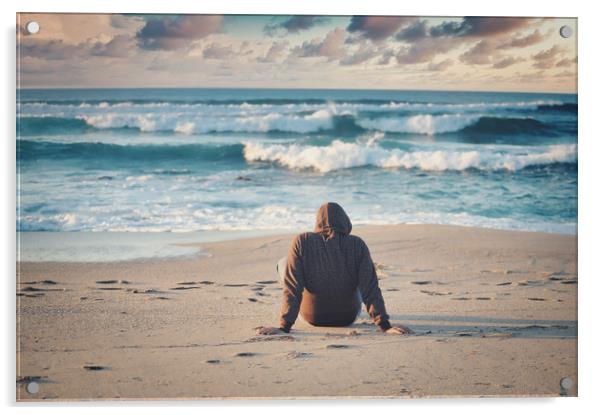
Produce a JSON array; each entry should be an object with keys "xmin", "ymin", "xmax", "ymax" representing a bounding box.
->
[{"xmin": 16, "ymin": 13, "xmax": 577, "ymax": 400}]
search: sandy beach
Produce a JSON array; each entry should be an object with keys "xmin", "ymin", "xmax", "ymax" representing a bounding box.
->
[{"xmin": 16, "ymin": 224, "xmax": 577, "ymax": 400}]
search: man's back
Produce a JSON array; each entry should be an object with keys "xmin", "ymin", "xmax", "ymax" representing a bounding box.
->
[{"xmin": 279, "ymin": 202, "xmax": 391, "ymax": 332}]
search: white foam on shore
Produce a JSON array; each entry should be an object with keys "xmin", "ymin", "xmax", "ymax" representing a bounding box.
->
[
  {"xmin": 18, "ymin": 199, "xmax": 576, "ymax": 236},
  {"xmin": 243, "ymin": 141, "xmax": 577, "ymax": 173}
]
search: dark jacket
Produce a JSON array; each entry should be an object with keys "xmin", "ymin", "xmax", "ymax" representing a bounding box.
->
[{"xmin": 279, "ymin": 202, "xmax": 391, "ymax": 332}]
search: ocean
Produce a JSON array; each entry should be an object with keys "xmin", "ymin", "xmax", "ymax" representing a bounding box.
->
[{"xmin": 17, "ymin": 88, "xmax": 577, "ymax": 239}]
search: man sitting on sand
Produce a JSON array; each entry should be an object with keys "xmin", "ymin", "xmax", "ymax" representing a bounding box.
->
[{"xmin": 258, "ymin": 202, "xmax": 412, "ymax": 336}]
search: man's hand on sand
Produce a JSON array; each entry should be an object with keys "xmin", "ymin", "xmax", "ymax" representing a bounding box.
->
[
  {"xmin": 255, "ymin": 326, "xmax": 284, "ymax": 335},
  {"xmin": 385, "ymin": 325, "xmax": 413, "ymax": 335}
]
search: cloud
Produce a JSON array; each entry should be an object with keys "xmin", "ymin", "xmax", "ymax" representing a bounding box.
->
[
  {"xmin": 395, "ymin": 37, "xmax": 458, "ymax": 64},
  {"xmin": 264, "ymin": 16, "xmax": 328, "ymax": 36},
  {"xmin": 426, "ymin": 58, "xmax": 454, "ymax": 71},
  {"xmin": 291, "ymin": 27, "xmax": 347, "ymax": 60},
  {"xmin": 109, "ymin": 14, "xmax": 144, "ymax": 30},
  {"xmin": 202, "ymin": 42, "xmax": 235, "ymax": 59},
  {"xmin": 392, "ymin": 17, "xmax": 538, "ymax": 67},
  {"xmin": 19, "ymin": 39, "xmax": 89, "ymax": 60},
  {"xmin": 460, "ymin": 40, "xmax": 497, "ymax": 65},
  {"xmin": 258, "ymin": 41, "xmax": 289, "ymax": 63},
  {"xmin": 91, "ymin": 35, "xmax": 136, "ymax": 58},
  {"xmin": 532, "ymin": 45, "xmax": 565, "ymax": 69},
  {"xmin": 492, "ymin": 56, "xmax": 525, "ymax": 69},
  {"xmin": 430, "ymin": 17, "xmax": 533, "ymax": 38},
  {"xmin": 136, "ymin": 15, "xmax": 223, "ymax": 50},
  {"xmin": 498, "ymin": 29, "xmax": 547, "ymax": 49},
  {"xmin": 339, "ymin": 43, "xmax": 383, "ymax": 66},
  {"xmin": 147, "ymin": 57, "xmax": 171, "ymax": 71},
  {"xmin": 395, "ymin": 20, "xmax": 428, "ymax": 42},
  {"xmin": 347, "ymin": 16, "xmax": 415, "ymax": 41},
  {"xmin": 377, "ymin": 49, "xmax": 396, "ymax": 65},
  {"xmin": 555, "ymin": 57, "xmax": 576, "ymax": 68},
  {"xmin": 17, "ymin": 13, "xmax": 131, "ymax": 44},
  {"xmin": 20, "ymin": 34, "xmax": 137, "ymax": 60},
  {"xmin": 554, "ymin": 70, "xmax": 575, "ymax": 78}
]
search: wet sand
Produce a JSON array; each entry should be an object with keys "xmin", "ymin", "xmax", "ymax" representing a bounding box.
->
[{"xmin": 16, "ymin": 224, "xmax": 577, "ymax": 400}]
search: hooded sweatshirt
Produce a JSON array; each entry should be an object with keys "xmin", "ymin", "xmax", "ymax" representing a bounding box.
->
[{"xmin": 279, "ymin": 202, "xmax": 392, "ymax": 332}]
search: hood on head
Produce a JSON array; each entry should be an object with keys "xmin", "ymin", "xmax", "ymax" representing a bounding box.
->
[{"xmin": 314, "ymin": 202, "xmax": 352, "ymax": 237}]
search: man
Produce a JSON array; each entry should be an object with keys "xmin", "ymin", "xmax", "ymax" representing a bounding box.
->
[{"xmin": 258, "ymin": 202, "xmax": 412, "ymax": 335}]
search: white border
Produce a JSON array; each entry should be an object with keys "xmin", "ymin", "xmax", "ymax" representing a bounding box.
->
[{"xmin": 2, "ymin": 0, "xmax": 601, "ymax": 414}]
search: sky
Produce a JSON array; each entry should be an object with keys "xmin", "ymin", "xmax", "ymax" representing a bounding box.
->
[{"xmin": 16, "ymin": 14, "xmax": 577, "ymax": 92}]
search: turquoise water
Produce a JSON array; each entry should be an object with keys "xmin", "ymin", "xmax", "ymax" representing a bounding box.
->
[{"xmin": 17, "ymin": 88, "xmax": 577, "ymax": 234}]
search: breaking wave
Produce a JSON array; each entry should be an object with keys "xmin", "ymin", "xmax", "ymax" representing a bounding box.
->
[
  {"xmin": 243, "ymin": 141, "xmax": 577, "ymax": 173},
  {"xmin": 19, "ymin": 112, "xmax": 556, "ymax": 137}
]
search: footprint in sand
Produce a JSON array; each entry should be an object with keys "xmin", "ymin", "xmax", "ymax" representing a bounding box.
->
[
  {"xmin": 22, "ymin": 280, "xmax": 58, "ymax": 285},
  {"xmin": 21, "ymin": 286, "xmax": 45, "ymax": 292},
  {"xmin": 169, "ymin": 286, "xmax": 200, "ymax": 290},
  {"xmin": 234, "ymin": 352, "xmax": 257, "ymax": 357},
  {"xmin": 560, "ymin": 279, "xmax": 577, "ymax": 285},
  {"xmin": 17, "ymin": 292, "xmax": 45, "ymax": 298},
  {"xmin": 256, "ymin": 280, "xmax": 278, "ymax": 285},
  {"xmin": 326, "ymin": 330, "xmax": 360, "ymax": 337},
  {"xmin": 223, "ymin": 283, "xmax": 249, "ymax": 287},
  {"xmin": 451, "ymin": 297, "xmax": 471, "ymax": 301},
  {"xmin": 177, "ymin": 282, "xmax": 199, "ymax": 285},
  {"xmin": 496, "ymin": 282, "xmax": 512, "ymax": 286},
  {"xmin": 83, "ymin": 365, "xmax": 107, "ymax": 371},
  {"xmin": 476, "ymin": 297, "xmax": 492, "ymax": 301},
  {"xmin": 206, "ymin": 359, "xmax": 221, "ymax": 364},
  {"xmin": 411, "ymin": 281, "xmax": 432, "ymax": 285},
  {"xmin": 386, "ymin": 288, "xmax": 399, "ymax": 291},
  {"xmin": 528, "ymin": 297, "xmax": 547, "ymax": 301},
  {"xmin": 326, "ymin": 344, "xmax": 350, "ymax": 349},
  {"xmin": 198, "ymin": 281, "xmax": 215, "ymax": 285},
  {"xmin": 130, "ymin": 289, "xmax": 164, "ymax": 294},
  {"xmin": 285, "ymin": 351, "xmax": 312, "ymax": 359},
  {"xmin": 96, "ymin": 280, "xmax": 131, "ymax": 284},
  {"xmin": 97, "ymin": 287, "xmax": 123, "ymax": 291},
  {"xmin": 20, "ymin": 286, "xmax": 63, "ymax": 293},
  {"xmin": 518, "ymin": 280, "xmax": 546, "ymax": 287},
  {"xmin": 420, "ymin": 290, "xmax": 452, "ymax": 296},
  {"xmin": 247, "ymin": 335, "xmax": 295, "ymax": 343},
  {"xmin": 247, "ymin": 297, "xmax": 258, "ymax": 302}
]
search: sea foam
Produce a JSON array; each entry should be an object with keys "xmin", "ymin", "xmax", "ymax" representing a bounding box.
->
[
  {"xmin": 243, "ymin": 141, "xmax": 577, "ymax": 173},
  {"xmin": 357, "ymin": 114, "xmax": 480, "ymax": 135}
]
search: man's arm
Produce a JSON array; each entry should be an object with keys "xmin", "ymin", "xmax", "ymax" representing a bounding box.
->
[
  {"xmin": 279, "ymin": 235, "xmax": 305, "ymax": 333},
  {"xmin": 356, "ymin": 240, "xmax": 392, "ymax": 332}
]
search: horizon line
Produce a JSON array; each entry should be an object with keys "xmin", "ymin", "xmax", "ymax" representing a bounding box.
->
[{"xmin": 16, "ymin": 86, "xmax": 577, "ymax": 95}]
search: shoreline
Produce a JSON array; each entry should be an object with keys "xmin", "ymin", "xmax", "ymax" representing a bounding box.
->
[
  {"xmin": 17, "ymin": 224, "xmax": 577, "ymax": 400},
  {"xmin": 17, "ymin": 223, "xmax": 577, "ymax": 263}
]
